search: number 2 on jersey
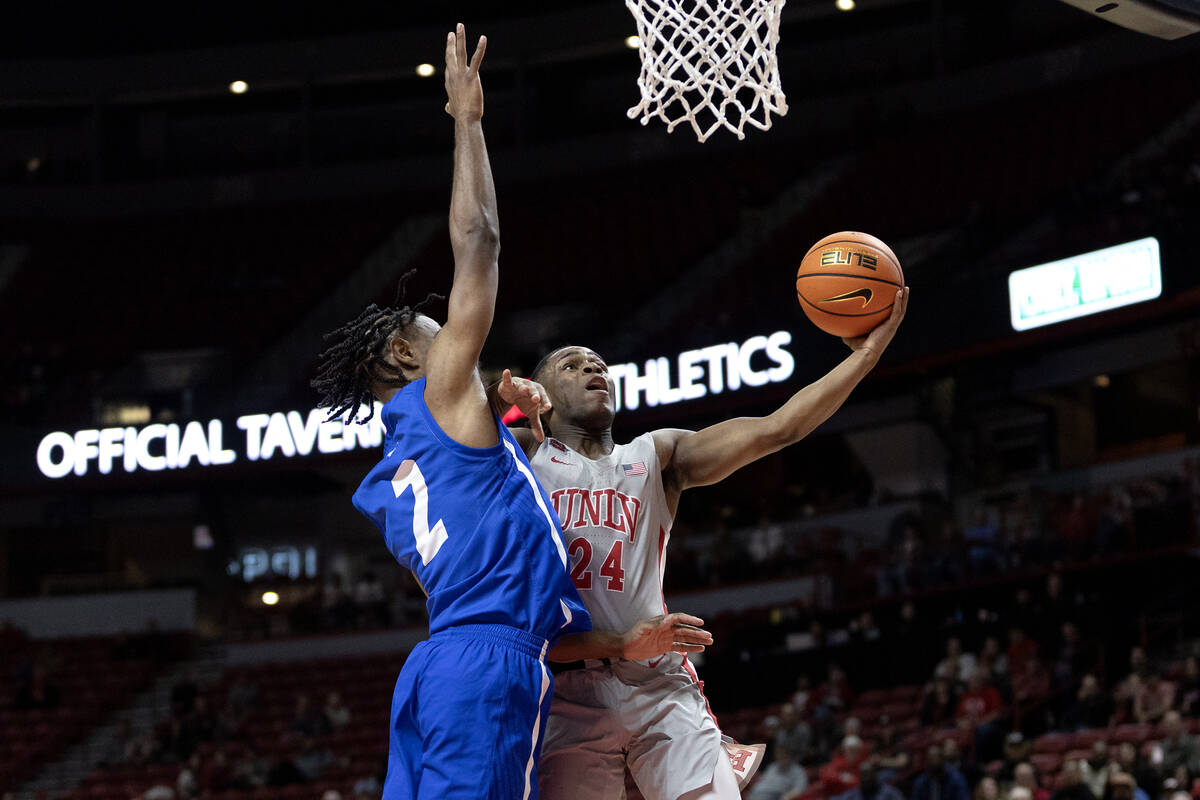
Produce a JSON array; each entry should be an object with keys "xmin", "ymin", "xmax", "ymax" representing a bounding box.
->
[
  {"xmin": 568, "ymin": 537, "xmax": 624, "ymax": 591},
  {"xmin": 391, "ymin": 459, "xmax": 448, "ymax": 565}
]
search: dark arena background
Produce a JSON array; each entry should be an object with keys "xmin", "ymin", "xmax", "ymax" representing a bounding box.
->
[{"xmin": 3, "ymin": 1, "xmax": 1200, "ymax": 798}]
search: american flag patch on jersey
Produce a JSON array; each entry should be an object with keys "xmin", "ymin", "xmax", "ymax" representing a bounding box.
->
[{"xmin": 622, "ymin": 462, "xmax": 646, "ymax": 477}]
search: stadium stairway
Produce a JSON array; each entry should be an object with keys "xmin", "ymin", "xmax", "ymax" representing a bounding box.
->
[{"xmin": 13, "ymin": 644, "xmax": 227, "ymax": 800}]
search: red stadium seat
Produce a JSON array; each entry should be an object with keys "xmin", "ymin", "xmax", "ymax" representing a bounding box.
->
[
  {"xmin": 1031, "ymin": 753, "xmax": 1064, "ymax": 776},
  {"xmin": 1034, "ymin": 733, "xmax": 1074, "ymax": 754}
]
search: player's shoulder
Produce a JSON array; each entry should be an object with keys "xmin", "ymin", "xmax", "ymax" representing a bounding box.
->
[{"xmin": 648, "ymin": 428, "xmax": 695, "ymax": 466}]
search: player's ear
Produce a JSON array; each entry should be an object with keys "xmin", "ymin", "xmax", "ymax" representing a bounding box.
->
[{"xmin": 387, "ymin": 334, "xmax": 420, "ymax": 370}]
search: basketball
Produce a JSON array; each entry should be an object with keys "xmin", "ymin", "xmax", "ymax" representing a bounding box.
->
[{"xmin": 796, "ymin": 231, "xmax": 905, "ymax": 339}]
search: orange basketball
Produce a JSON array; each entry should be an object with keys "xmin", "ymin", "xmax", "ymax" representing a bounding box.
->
[{"xmin": 796, "ymin": 231, "xmax": 904, "ymax": 339}]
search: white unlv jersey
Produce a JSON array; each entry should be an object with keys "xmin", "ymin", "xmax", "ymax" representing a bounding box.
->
[{"xmin": 529, "ymin": 432, "xmax": 674, "ymax": 638}]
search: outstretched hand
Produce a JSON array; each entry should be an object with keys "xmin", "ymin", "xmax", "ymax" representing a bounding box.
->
[
  {"xmin": 444, "ymin": 23, "xmax": 486, "ymax": 121},
  {"xmin": 843, "ymin": 286, "xmax": 909, "ymax": 359},
  {"xmin": 498, "ymin": 369, "xmax": 552, "ymax": 442},
  {"xmin": 622, "ymin": 613, "xmax": 713, "ymax": 661}
]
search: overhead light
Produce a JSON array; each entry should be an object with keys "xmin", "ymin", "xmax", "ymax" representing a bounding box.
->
[
  {"xmin": 836, "ymin": 0, "xmax": 856, "ymax": 9},
  {"xmin": 416, "ymin": 63, "xmax": 436, "ymax": 78},
  {"xmin": 229, "ymin": 80, "xmax": 248, "ymax": 95},
  {"xmin": 625, "ymin": 35, "xmax": 642, "ymax": 49},
  {"xmin": 261, "ymin": 591, "xmax": 280, "ymax": 606}
]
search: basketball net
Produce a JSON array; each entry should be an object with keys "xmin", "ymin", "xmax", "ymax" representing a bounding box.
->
[{"xmin": 625, "ymin": 0, "xmax": 789, "ymax": 142}]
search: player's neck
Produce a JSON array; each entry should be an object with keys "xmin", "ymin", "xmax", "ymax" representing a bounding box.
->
[{"xmin": 551, "ymin": 423, "xmax": 614, "ymax": 459}]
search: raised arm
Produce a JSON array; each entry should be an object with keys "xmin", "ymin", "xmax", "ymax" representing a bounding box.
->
[
  {"xmin": 658, "ymin": 287, "xmax": 908, "ymax": 493},
  {"xmin": 423, "ymin": 25, "xmax": 500, "ymax": 429}
]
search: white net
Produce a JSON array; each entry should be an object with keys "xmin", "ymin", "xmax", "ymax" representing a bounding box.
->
[{"xmin": 625, "ymin": 0, "xmax": 789, "ymax": 142}]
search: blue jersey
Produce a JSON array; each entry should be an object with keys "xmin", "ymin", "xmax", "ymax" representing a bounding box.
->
[{"xmin": 352, "ymin": 378, "xmax": 590, "ymax": 643}]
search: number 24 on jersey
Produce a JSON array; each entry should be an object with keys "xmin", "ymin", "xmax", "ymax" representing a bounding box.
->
[{"xmin": 568, "ymin": 537, "xmax": 625, "ymax": 592}]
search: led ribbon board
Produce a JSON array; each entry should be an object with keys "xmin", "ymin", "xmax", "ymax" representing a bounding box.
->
[
  {"xmin": 1008, "ymin": 237, "xmax": 1162, "ymax": 332},
  {"xmin": 35, "ymin": 331, "xmax": 796, "ymax": 479}
]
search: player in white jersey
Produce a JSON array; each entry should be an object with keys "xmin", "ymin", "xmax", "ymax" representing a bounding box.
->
[{"xmin": 499, "ymin": 287, "xmax": 909, "ymax": 800}]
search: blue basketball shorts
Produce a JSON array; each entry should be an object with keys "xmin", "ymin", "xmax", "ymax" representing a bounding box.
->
[{"xmin": 384, "ymin": 624, "xmax": 555, "ymax": 800}]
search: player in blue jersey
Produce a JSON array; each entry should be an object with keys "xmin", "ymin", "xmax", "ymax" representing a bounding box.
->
[{"xmin": 311, "ymin": 25, "xmax": 713, "ymax": 800}]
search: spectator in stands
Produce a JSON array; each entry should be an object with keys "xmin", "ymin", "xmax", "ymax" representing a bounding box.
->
[
  {"xmin": 142, "ymin": 782, "xmax": 176, "ymax": 800},
  {"xmin": 943, "ymin": 737, "xmax": 982, "ymax": 790},
  {"xmin": 1109, "ymin": 772, "xmax": 1149, "ymax": 800},
  {"xmin": 937, "ymin": 638, "xmax": 978, "ymax": 684},
  {"xmin": 289, "ymin": 693, "xmax": 330, "ymax": 737},
  {"xmin": 1115, "ymin": 649, "xmax": 1151, "ymax": 723},
  {"xmin": 911, "ymin": 743, "xmax": 969, "ymax": 800},
  {"xmin": 775, "ymin": 702, "xmax": 813, "ymax": 763},
  {"xmin": 747, "ymin": 745, "xmax": 808, "ymax": 800},
  {"xmin": 323, "ymin": 691, "xmax": 352, "ymax": 731},
  {"xmin": 177, "ymin": 764, "xmax": 198, "ymax": 800},
  {"xmin": 811, "ymin": 664, "xmax": 854, "ymax": 753},
  {"xmin": 1014, "ymin": 762, "xmax": 1051, "ymax": 800},
  {"xmin": 974, "ymin": 776, "xmax": 1001, "ymax": 800},
  {"xmin": 99, "ymin": 719, "xmax": 136, "ymax": 766},
  {"xmin": 837, "ymin": 760, "xmax": 904, "ymax": 800},
  {"xmin": 202, "ymin": 749, "xmax": 234, "ymax": 793},
  {"xmin": 1053, "ymin": 760, "xmax": 1097, "ymax": 800},
  {"xmin": 998, "ymin": 733, "xmax": 1032, "ymax": 782},
  {"xmin": 922, "ymin": 677, "xmax": 960, "ymax": 727},
  {"xmin": 229, "ymin": 747, "xmax": 269, "ymax": 789},
  {"xmin": 1081, "ymin": 742, "xmax": 1111, "ymax": 800},
  {"xmin": 1133, "ymin": 673, "xmax": 1175, "ymax": 725},
  {"xmin": 822, "ymin": 736, "xmax": 868, "ymax": 795},
  {"xmin": 1113, "ymin": 742, "xmax": 1160, "ymax": 800},
  {"xmin": 792, "ymin": 675, "xmax": 812, "ymax": 713},
  {"xmin": 353, "ymin": 767, "xmax": 384, "ymax": 798},
  {"xmin": 980, "ymin": 637, "xmax": 1010, "ymax": 680},
  {"xmin": 1062, "ymin": 674, "xmax": 1112, "ymax": 731},
  {"xmin": 176, "ymin": 696, "xmax": 216, "ymax": 755},
  {"xmin": 872, "ymin": 715, "xmax": 910, "ymax": 782},
  {"xmin": 957, "ymin": 669, "xmax": 1005, "ymax": 761},
  {"xmin": 964, "ymin": 509, "xmax": 1001, "ymax": 573},
  {"xmin": 1176, "ymin": 656, "xmax": 1200, "ymax": 717},
  {"xmin": 1159, "ymin": 711, "xmax": 1200, "ymax": 777},
  {"xmin": 1007, "ymin": 628, "xmax": 1039, "ymax": 680},
  {"xmin": 292, "ymin": 737, "xmax": 337, "ymax": 780},
  {"xmin": 12, "ymin": 664, "xmax": 61, "ymax": 710}
]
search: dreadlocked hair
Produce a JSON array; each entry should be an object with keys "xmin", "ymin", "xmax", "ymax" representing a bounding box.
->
[{"xmin": 311, "ymin": 271, "xmax": 443, "ymax": 424}]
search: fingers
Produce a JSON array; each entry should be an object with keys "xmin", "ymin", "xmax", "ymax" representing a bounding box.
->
[
  {"xmin": 500, "ymin": 368, "xmax": 514, "ymax": 388},
  {"xmin": 665, "ymin": 612, "xmax": 704, "ymax": 627},
  {"xmin": 456, "ymin": 23, "xmax": 468, "ymax": 70},
  {"xmin": 672, "ymin": 643, "xmax": 707, "ymax": 654},
  {"xmin": 445, "ymin": 31, "xmax": 456, "ymax": 69},
  {"xmin": 529, "ymin": 411, "xmax": 546, "ymax": 443},
  {"xmin": 891, "ymin": 287, "xmax": 908, "ymax": 324},
  {"xmin": 469, "ymin": 35, "xmax": 487, "ymax": 72},
  {"xmin": 673, "ymin": 627, "xmax": 713, "ymax": 644}
]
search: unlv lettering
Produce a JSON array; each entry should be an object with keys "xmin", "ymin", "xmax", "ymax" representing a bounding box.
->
[
  {"xmin": 550, "ymin": 488, "xmax": 642, "ymax": 541},
  {"xmin": 728, "ymin": 749, "xmax": 752, "ymax": 771}
]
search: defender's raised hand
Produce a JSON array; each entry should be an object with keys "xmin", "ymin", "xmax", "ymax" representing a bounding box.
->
[
  {"xmin": 498, "ymin": 369, "xmax": 552, "ymax": 442},
  {"xmin": 444, "ymin": 23, "xmax": 486, "ymax": 121}
]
